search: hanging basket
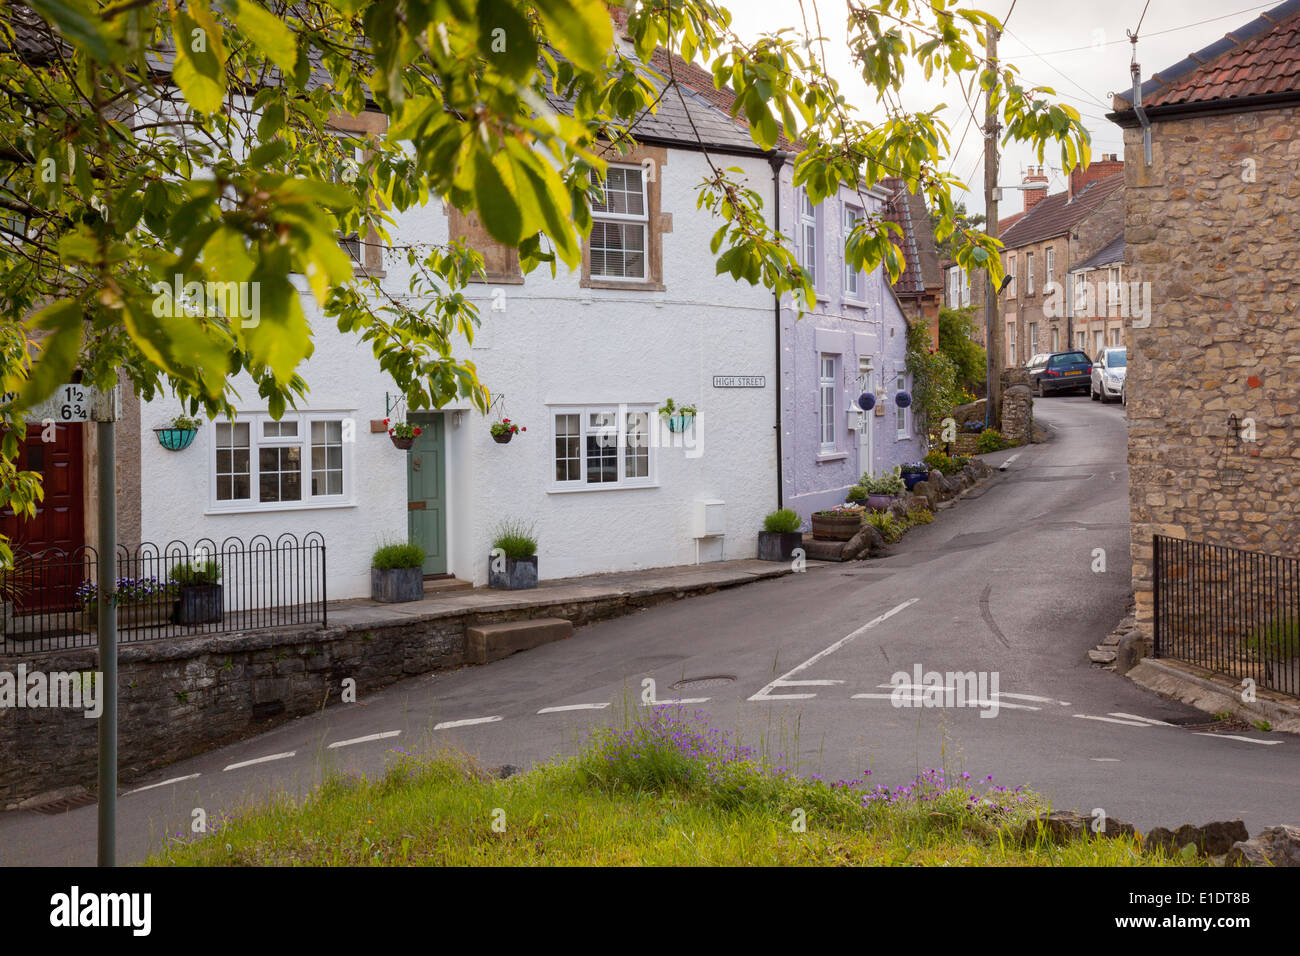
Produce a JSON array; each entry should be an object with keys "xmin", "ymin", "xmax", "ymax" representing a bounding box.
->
[
  {"xmin": 895, "ymin": 391, "xmax": 912, "ymax": 408},
  {"xmin": 492, "ymin": 430, "xmax": 514, "ymax": 444},
  {"xmin": 857, "ymin": 392, "xmax": 876, "ymax": 411},
  {"xmin": 666, "ymin": 413, "xmax": 695, "ymax": 433},
  {"xmin": 154, "ymin": 427, "xmax": 197, "ymax": 451},
  {"xmin": 390, "ymin": 434, "xmax": 415, "ymax": 450}
]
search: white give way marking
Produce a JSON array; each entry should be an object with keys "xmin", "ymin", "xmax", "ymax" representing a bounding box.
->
[{"xmin": 749, "ymin": 598, "xmax": 918, "ymax": 701}]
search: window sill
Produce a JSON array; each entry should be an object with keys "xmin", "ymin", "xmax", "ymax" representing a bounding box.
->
[
  {"xmin": 205, "ymin": 500, "xmax": 358, "ymax": 517},
  {"xmin": 547, "ymin": 482, "xmax": 660, "ymax": 494},
  {"xmin": 816, "ymin": 451, "xmax": 849, "ymax": 463},
  {"xmin": 582, "ymin": 279, "xmax": 666, "ymax": 292}
]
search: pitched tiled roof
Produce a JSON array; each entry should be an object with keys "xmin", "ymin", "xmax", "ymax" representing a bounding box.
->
[
  {"xmin": 999, "ymin": 173, "xmax": 1124, "ymax": 249},
  {"xmin": 1070, "ymin": 233, "xmax": 1124, "ymax": 273},
  {"xmin": 1114, "ymin": 0, "xmax": 1300, "ymax": 112},
  {"xmin": 879, "ymin": 177, "xmax": 941, "ymax": 296}
]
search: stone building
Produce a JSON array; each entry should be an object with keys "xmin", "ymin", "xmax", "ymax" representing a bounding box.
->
[{"xmin": 1111, "ymin": 0, "xmax": 1300, "ymax": 644}]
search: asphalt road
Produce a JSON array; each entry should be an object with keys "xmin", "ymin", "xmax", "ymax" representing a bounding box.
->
[{"xmin": 4, "ymin": 394, "xmax": 1298, "ymax": 866}]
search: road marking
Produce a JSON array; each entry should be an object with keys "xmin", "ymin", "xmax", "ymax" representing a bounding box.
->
[
  {"xmin": 328, "ymin": 730, "xmax": 402, "ymax": 749},
  {"xmin": 854, "ymin": 692, "xmax": 1039, "ymax": 711},
  {"xmin": 1109, "ymin": 712, "xmax": 1174, "ymax": 727},
  {"xmin": 1073, "ymin": 714, "xmax": 1150, "ymax": 727},
  {"xmin": 999, "ymin": 453, "xmax": 1021, "ymax": 471},
  {"xmin": 996, "ymin": 692, "xmax": 1071, "ymax": 706},
  {"xmin": 780, "ymin": 679, "xmax": 846, "ymax": 686},
  {"xmin": 223, "ymin": 752, "xmax": 296, "ymax": 772},
  {"xmin": 1192, "ymin": 732, "xmax": 1282, "ymax": 746},
  {"xmin": 434, "ymin": 716, "xmax": 503, "ymax": 730},
  {"xmin": 125, "ymin": 773, "xmax": 201, "ymax": 795},
  {"xmin": 1090, "ymin": 758, "xmax": 1120, "ymax": 762},
  {"xmin": 538, "ymin": 703, "xmax": 610, "ymax": 714},
  {"xmin": 854, "ymin": 692, "xmax": 918, "ymax": 701},
  {"xmin": 649, "ymin": 697, "xmax": 710, "ymax": 706},
  {"xmin": 750, "ymin": 598, "xmax": 918, "ymax": 701}
]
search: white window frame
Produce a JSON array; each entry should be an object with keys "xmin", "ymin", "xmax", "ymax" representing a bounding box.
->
[
  {"xmin": 589, "ymin": 164, "xmax": 649, "ymax": 282},
  {"xmin": 894, "ymin": 372, "xmax": 910, "ymax": 439},
  {"xmin": 1007, "ymin": 322, "xmax": 1017, "ymax": 367},
  {"xmin": 1046, "ymin": 246, "xmax": 1055, "ymax": 286},
  {"xmin": 1051, "ymin": 327, "xmax": 1060, "ymax": 352},
  {"xmin": 819, "ymin": 355, "xmax": 837, "ymax": 452},
  {"xmin": 1026, "ymin": 252, "xmax": 1035, "ymax": 295},
  {"xmin": 1007, "ymin": 255, "xmax": 1016, "ymax": 298},
  {"xmin": 961, "ymin": 272, "xmax": 970, "ymax": 307},
  {"xmin": 549, "ymin": 404, "xmax": 657, "ymax": 491},
  {"xmin": 843, "ymin": 204, "xmax": 864, "ymax": 301},
  {"xmin": 1028, "ymin": 321, "xmax": 1038, "ymax": 356},
  {"xmin": 797, "ymin": 188, "xmax": 818, "ymax": 290},
  {"xmin": 208, "ymin": 411, "xmax": 354, "ymax": 514}
]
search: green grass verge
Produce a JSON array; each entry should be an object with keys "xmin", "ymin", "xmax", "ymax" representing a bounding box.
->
[{"xmin": 148, "ymin": 709, "xmax": 1193, "ymax": 867}]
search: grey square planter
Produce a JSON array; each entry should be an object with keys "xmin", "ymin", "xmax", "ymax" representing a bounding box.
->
[
  {"xmin": 489, "ymin": 555, "xmax": 538, "ymax": 590},
  {"xmin": 174, "ymin": 584, "xmax": 223, "ymax": 625},
  {"xmin": 757, "ymin": 531, "xmax": 802, "ymax": 562},
  {"xmin": 371, "ymin": 566, "xmax": 424, "ymax": 603}
]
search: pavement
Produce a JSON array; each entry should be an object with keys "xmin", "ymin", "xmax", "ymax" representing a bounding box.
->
[{"xmin": 4, "ymin": 394, "xmax": 1298, "ymax": 866}]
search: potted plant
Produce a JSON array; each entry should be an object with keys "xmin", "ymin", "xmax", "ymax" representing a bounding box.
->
[
  {"xmin": 371, "ymin": 541, "xmax": 426, "ymax": 603},
  {"xmin": 76, "ymin": 577, "xmax": 177, "ymax": 631},
  {"xmin": 488, "ymin": 519, "xmax": 538, "ymax": 590},
  {"xmin": 658, "ymin": 398, "xmax": 697, "ymax": 433},
  {"xmin": 490, "ymin": 417, "xmax": 525, "ymax": 444},
  {"xmin": 811, "ymin": 504, "xmax": 865, "ymax": 541},
  {"xmin": 385, "ymin": 418, "xmax": 422, "ymax": 450},
  {"xmin": 899, "ymin": 461, "xmax": 928, "ymax": 491},
  {"xmin": 154, "ymin": 413, "xmax": 201, "ymax": 451},
  {"xmin": 169, "ymin": 560, "xmax": 223, "ymax": 625},
  {"xmin": 861, "ymin": 469, "xmax": 906, "ymax": 510},
  {"xmin": 845, "ymin": 484, "xmax": 871, "ymax": 506},
  {"xmin": 757, "ymin": 508, "xmax": 803, "ymax": 561}
]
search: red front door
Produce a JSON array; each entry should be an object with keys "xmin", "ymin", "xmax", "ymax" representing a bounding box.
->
[{"xmin": 1, "ymin": 423, "xmax": 86, "ymax": 611}]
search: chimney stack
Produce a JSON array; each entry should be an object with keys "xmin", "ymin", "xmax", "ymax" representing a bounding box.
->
[
  {"xmin": 1068, "ymin": 153, "xmax": 1124, "ymax": 199},
  {"xmin": 1022, "ymin": 166, "xmax": 1049, "ymax": 214}
]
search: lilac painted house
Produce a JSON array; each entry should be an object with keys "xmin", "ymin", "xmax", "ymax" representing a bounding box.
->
[{"xmin": 775, "ymin": 169, "xmax": 925, "ymax": 520}]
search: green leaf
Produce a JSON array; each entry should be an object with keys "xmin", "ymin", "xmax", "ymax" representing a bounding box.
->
[
  {"xmin": 533, "ymin": 0, "xmax": 611, "ymax": 73},
  {"xmin": 477, "ymin": 0, "xmax": 537, "ymax": 81},
  {"xmin": 170, "ymin": 1, "xmax": 227, "ymax": 114},
  {"xmin": 19, "ymin": 300, "xmax": 84, "ymax": 408},
  {"xmin": 472, "ymin": 150, "xmax": 523, "ymax": 246},
  {"xmin": 227, "ymin": 0, "xmax": 298, "ymax": 71}
]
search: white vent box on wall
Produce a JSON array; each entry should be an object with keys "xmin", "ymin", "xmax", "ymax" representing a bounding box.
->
[
  {"xmin": 846, "ymin": 408, "xmax": 863, "ymax": 432},
  {"xmin": 694, "ymin": 499, "xmax": 725, "ymax": 538}
]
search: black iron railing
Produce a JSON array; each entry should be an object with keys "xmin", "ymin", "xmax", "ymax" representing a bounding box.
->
[
  {"xmin": 0, "ymin": 533, "xmax": 326, "ymax": 654},
  {"xmin": 1154, "ymin": 535, "xmax": 1299, "ymax": 699}
]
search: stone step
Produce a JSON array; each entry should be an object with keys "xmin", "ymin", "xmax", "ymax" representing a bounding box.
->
[
  {"xmin": 424, "ymin": 576, "xmax": 472, "ymax": 594},
  {"xmin": 467, "ymin": 617, "xmax": 573, "ymax": 664},
  {"xmin": 1089, "ymin": 647, "xmax": 1118, "ymax": 664}
]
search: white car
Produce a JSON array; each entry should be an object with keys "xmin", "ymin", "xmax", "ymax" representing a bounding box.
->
[{"xmin": 1090, "ymin": 347, "xmax": 1127, "ymax": 403}]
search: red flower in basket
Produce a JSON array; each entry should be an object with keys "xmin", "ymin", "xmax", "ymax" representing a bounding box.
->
[{"xmin": 490, "ymin": 417, "xmax": 524, "ymax": 440}]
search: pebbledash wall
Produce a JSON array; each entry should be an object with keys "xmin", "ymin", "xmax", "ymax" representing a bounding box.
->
[
  {"xmin": 776, "ymin": 171, "xmax": 922, "ymax": 521},
  {"xmin": 137, "ymin": 144, "xmax": 778, "ymax": 596},
  {"xmin": 1121, "ymin": 111, "xmax": 1300, "ymax": 640}
]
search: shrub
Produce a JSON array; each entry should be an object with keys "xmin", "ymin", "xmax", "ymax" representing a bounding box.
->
[
  {"xmin": 977, "ymin": 428, "xmax": 1009, "ymax": 454},
  {"xmin": 923, "ymin": 450, "xmax": 970, "ymax": 476},
  {"xmin": 762, "ymin": 509, "xmax": 802, "ymax": 533},
  {"xmin": 909, "ymin": 508, "xmax": 934, "ymax": 526},
  {"xmin": 371, "ymin": 542, "xmax": 425, "ymax": 570},
  {"xmin": 492, "ymin": 519, "xmax": 538, "ymax": 559},
  {"xmin": 845, "ymin": 485, "xmax": 870, "ymax": 504},
  {"xmin": 866, "ymin": 511, "xmax": 903, "ymax": 543},
  {"xmin": 1248, "ymin": 615, "xmax": 1299, "ymax": 660},
  {"xmin": 861, "ymin": 469, "xmax": 905, "ymax": 496},
  {"xmin": 168, "ymin": 560, "xmax": 221, "ymax": 586}
]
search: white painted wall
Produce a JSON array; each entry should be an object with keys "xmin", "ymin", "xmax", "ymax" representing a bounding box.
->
[{"xmin": 138, "ymin": 145, "xmax": 779, "ymax": 595}]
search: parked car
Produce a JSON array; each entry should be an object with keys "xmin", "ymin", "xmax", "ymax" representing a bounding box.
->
[
  {"xmin": 1024, "ymin": 353, "xmax": 1049, "ymax": 393},
  {"xmin": 1091, "ymin": 346, "xmax": 1127, "ymax": 402},
  {"xmin": 1032, "ymin": 350, "xmax": 1093, "ymax": 396},
  {"xmin": 1121, "ymin": 377, "xmax": 1127, "ymax": 407}
]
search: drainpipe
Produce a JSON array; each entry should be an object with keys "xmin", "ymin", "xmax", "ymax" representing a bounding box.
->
[{"xmin": 769, "ymin": 150, "xmax": 789, "ymax": 509}]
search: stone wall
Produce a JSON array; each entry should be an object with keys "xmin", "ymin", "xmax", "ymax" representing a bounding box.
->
[
  {"xmin": 0, "ymin": 579, "xmax": 760, "ymax": 806},
  {"xmin": 1122, "ymin": 111, "xmax": 1300, "ymax": 644}
]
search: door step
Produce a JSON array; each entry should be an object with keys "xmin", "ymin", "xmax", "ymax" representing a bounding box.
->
[
  {"xmin": 467, "ymin": 618, "xmax": 573, "ymax": 664},
  {"xmin": 423, "ymin": 577, "xmax": 472, "ymax": 594}
]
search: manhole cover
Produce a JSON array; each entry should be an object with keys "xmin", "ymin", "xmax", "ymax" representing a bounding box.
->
[{"xmin": 670, "ymin": 675, "xmax": 736, "ymax": 691}]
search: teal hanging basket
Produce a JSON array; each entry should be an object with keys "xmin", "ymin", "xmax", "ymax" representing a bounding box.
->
[
  {"xmin": 666, "ymin": 413, "xmax": 695, "ymax": 433},
  {"xmin": 155, "ymin": 427, "xmax": 197, "ymax": 451}
]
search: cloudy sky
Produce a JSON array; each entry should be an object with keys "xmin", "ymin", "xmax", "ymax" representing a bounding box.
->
[{"xmin": 725, "ymin": 0, "xmax": 1278, "ymax": 218}]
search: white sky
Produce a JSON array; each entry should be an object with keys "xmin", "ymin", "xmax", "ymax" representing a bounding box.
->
[{"xmin": 725, "ymin": 0, "xmax": 1278, "ymax": 218}]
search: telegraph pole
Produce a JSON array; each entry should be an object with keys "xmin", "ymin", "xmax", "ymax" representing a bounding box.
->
[
  {"xmin": 93, "ymin": 388, "xmax": 120, "ymax": 867},
  {"xmin": 984, "ymin": 23, "xmax": 1003, "ymax": 429}
]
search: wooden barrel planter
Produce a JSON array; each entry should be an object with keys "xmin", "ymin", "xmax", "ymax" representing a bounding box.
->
[{"xmin": 811, "ymin": 512, "xmax": 862, "ymax": 541}]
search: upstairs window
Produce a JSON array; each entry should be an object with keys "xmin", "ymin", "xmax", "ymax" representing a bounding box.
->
[
  {"xmin": 797, "ymin": 188, "xmax": 818, "ymax": 288},
  {"xmin": 843, "ymin": 205, "xmax": 863, "ymax": 299},
  {"xmin": 1026, "ymin": 252, "xmax": 1035, "ymax": 295},
  {"xmin": 589, "ymin": 166, "xmax": 648, "ymax": 280},
  {"xmin": 1046, "ymin": 246, "xmax": 1055, "ymax": 285},
  {"xmin": 819, "ymin": 355, "xmax": 836, "ymax": 451},
  {"xmin": 1007, "ymin": 255, "xmax": 1017, "ymax": 298}
]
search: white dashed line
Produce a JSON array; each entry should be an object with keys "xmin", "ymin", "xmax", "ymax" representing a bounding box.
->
[
  {"xmin": 434, "ymin": 716, "xmax": 503, "ymax": 730},
  {"xmin": 750, "ymin": 598, "xmax": 918, "ymax": 701},
  {"xmin": 1090, "ymin": 758, "xmax": 1120, "ymax": 762},
  {"xmin": 223, "ymin": 752, "xmax": 296, "ymax": 772},
  {"xmin": 538, "ymin": 703, "xmax": 610, "ymax": 714},
  {"xmin": 125, "ymin": 773, "xmax": 201, "ymax": 795},
  {"xmin": 854, "ymin": 692, "xmax": 916, "ymax": 701},
  {"xmin": 1073, "ymin": 714, "xmax": 1151, "ymax": 727},
  {"xmin": 1109, "ymin": 713, "xmax": 1175, "ymax": 727},
  {"xmin": 649, "ymin": 697, "xmax": 710, "ymax": 706},
  {"xmin": 996, "ymin": 692, "xmax": 1071, "ymax": 707},
  {"xmin": 328, "ymin": 730, "xmax": 402, "ymax": 749},
  {"xmin": 1192, "ymin": 733, "xmax": 1282, "ymax": 746}
]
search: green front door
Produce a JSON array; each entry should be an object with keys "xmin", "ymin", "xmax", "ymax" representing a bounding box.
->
[{"xmin": 407, "ymin": 413, "xmax": 447, "ymax": 575}]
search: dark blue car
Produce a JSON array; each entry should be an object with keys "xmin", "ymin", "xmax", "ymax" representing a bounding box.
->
[{"xmin": 1031, "ymin": 350, "xmax": 1093, "ymax": 396}]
